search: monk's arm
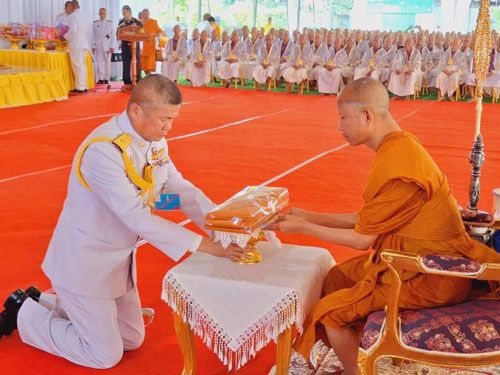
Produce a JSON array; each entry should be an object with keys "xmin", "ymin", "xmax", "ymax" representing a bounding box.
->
[
  {"xmin": 300, "ymin": 223, "xmax": 377, "ymax": 250},
  {"xmin": 300, "ymin": 211, "xmax": 358, "ymax": 229}
]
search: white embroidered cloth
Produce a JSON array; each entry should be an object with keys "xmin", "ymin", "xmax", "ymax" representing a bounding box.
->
[{"xmin": 162, "ymin": 242, "xmax": 334, "ymax": 371}]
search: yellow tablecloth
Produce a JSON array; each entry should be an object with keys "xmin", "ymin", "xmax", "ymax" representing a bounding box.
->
[
  {"xmin": 0, "ymin": 67, "xmax": 68, "ymax": 108},
  {"xmin": 0, "ymin": 49, "xmax": 94, "ymax": 92}
]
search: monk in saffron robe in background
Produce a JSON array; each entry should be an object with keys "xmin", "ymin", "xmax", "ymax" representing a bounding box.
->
[
  {"xmin": 269, "ymin": 77, "xmax": 500, "ymax": 375},
  {"xmin": 140, "ymin": 9, "xmax": 163, "ymax": 74}
]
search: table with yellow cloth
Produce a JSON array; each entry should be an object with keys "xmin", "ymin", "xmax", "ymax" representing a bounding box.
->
[
  {"xmin": 0, "ymin": 49, "xmax": 94, "ymax": 92},
  {"xmin": 0, "ymin": 66, "xmax": 67, "ymax": 108}
]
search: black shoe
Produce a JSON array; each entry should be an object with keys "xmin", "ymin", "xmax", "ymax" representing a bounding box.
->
[
  {"xmin": 69, "ymin": 89, "xmax": 86, "ymax": 94},
  {"xmin": 97, "ymin": 80, "xmax": 103, "ymax": 84},
  {"xmin": 0, "ymin": 289, "xmax": 29, "ymax": 339},
  {"xmin": 104, "ymin": 80, "xmax": 109, "ymax": 84},
  {"xmin": 24, "ymin": 286, "xmax": 41, "ymax": 302}
]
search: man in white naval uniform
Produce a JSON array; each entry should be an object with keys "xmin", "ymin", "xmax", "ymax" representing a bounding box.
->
[
  {"xmin": 92, "ymin": 8, "xmax": 115, "ymax": 84},
  {"xmin": 55, "ymin": 1, "xmax": 72, "ymax": 28},
  {"xmin": 0, "ymin": 76, "xmax": 245, "ymax": 369},
  {"xmin": 64, "ymin": 0, "xmax": 90, "ymax": 93}
]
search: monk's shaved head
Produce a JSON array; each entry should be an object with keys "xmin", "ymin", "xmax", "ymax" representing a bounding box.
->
[
  {"xmin": 128, "ymin": 74, "xmax": 182, "ymax": 109},
  {"xmin": 337, "ymin": 78, "xmax": 390, "ymax": 116},
  {"xmin": 336, "ymin": 78, "xmax": 400, "ymax": 149}
]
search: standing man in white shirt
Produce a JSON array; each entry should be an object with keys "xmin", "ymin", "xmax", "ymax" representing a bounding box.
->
[
  {"xmin": 55, "ymin": 1, "xmax": 72, "ymax": 28},
  {"xmin": 92, "ymin": 8, "xmax": 115, "ymax": 85},
  {"xmin": 64, "ymin": 0, "xmax": 91, "ymax": 93},
  {"xmin": 0, "ymin": 75, "xmax": 246, "ymax": 369}
]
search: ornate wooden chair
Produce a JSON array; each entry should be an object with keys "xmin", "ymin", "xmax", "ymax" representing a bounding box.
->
[{"xmin": 358, "ymin": 250, "xmax": 500, "ymax": 374}]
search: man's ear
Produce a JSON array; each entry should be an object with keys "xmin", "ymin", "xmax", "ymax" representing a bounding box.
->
[{"xmin": 363, "ymin": 108, "xmax": 373, "ymax": 124}]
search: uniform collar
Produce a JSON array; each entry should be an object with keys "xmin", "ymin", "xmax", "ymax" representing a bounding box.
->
[{"xmin": 117, "ymin": 111, "xmax": 150, "ymax": 150}]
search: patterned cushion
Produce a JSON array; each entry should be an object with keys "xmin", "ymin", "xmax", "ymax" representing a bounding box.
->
[
  {"xmin": 421, "ymin": 254, "xmax": 482, "ymax": 274},
  {"xmin": 361, "ymin": 299, "xmax": 500, "ymax": 354}
]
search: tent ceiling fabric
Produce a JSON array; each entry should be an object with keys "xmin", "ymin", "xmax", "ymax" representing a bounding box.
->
[{"xmin": 0, "ymin": 0, "xmax": 121, "ymax": 26}]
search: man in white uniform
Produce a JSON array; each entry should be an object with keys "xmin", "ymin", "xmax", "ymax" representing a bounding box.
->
[
  {"xmin": 92, "ymin": 8, "xmax": 115, "ymax": 84},
  {"xmin": 0, "ymin": 76, "xmax": 245, "ymax": 369},
  {"xmin": 55, "ymin": 1, "xmax": 72, "ymax": 28},
  {"xmin": 64, "ymin": 0, "xmax": 90, "ymax": 93}
]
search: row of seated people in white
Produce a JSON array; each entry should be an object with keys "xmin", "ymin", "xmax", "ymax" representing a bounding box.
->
[{"xmin": 159, "ymin": 35, "xmax": 499, "ymax": 99}]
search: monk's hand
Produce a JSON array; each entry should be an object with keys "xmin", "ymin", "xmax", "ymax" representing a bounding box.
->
[
  {"xmin": 267, "ymin": 214, "xmax": 307, "ymax": 234},
  {"xmin": 197, "ymin": 237, "xmax": 248, "ymax": 262}
]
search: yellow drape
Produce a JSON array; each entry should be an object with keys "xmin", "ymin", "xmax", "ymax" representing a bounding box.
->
[{"xmin": 0, "ymin": 49, "xmax": 95, "ymax": 92}]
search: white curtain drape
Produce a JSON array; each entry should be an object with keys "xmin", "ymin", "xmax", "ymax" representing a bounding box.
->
[{"xmin": 0, "ymin": 0, "xmax": 120, "ymax": 27}]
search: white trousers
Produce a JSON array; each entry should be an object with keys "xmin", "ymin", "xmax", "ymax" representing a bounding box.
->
[
  {"xmin": 17, "ymin": 285, "xmax": 145, "ymax": 369},
  {"xmin": 253, "ymin": 64, "xmax": 276, "ymax": 84},
  {"xmin": 318, "ymin": 67, "xmax": 342, "ymax": 94},
  {"xmin": 388, "ymin": 71, "xmax": 417, "ymax": 97},
  {"xmin": 161, "ymin": 60, "xmax": 181, "ymax": 82},
  {"xmin": 191, "ymin": 62, "xmax": 211, "ymax": 87},
  {"xmin": 69, "ymin": 48, "xmax": 88, "ymax": 90},
  {"xmin": 94, "ymin": 50, "xmax": 111, "ymax": 81},
  {"xmin": 436, "ymin": 71, "xmax": 461, "ymax": 97},
  {"xmin": 282, "ymin": 66, "xmax": 307, "ymax": 83},
  {"xmin": 218, "ymin": 61, "xmax": 240, "ymax": 80},
  {"xmin": 354, "ymin": 66, "xmax": 371, "ymax": 80},
  {"xmin": 277, "ymin": 62, "xmax": 289, "ymax": 79}
]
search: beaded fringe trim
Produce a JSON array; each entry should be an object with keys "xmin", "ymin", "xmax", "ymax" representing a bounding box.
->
[{"xmin": 162, "ymin": 273, "xmax": 301, "ymax": 371}]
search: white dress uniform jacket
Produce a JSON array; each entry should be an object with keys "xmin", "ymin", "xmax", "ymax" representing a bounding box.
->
[
  {"xmin": 42, "ymin": 112, "xmax": 213, "ymax": 299},
  {"xmin": 92, "ymin": 19, "xmax": 115, "ymax": 82}
]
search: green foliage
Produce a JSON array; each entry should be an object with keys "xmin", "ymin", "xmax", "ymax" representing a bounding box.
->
[{"xmin": 331, "ymin": 0, "xmax": 354, "ymax": 15}]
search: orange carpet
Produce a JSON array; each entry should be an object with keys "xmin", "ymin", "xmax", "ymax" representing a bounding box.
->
[{"xmin": 0, "ymin": 87, "xmax": 499, "ymax": 375}]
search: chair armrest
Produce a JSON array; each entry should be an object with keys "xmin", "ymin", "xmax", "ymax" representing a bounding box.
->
[{"xmin": 380, "ymin": 250, "xmax": 500, "ymax": 281}]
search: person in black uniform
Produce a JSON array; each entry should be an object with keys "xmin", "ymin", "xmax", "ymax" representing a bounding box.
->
[{"xmin": 117, "ymin": 5, "xmax": 143, "ymax": 87}]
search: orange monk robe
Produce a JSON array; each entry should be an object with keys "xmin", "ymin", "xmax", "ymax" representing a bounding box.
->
[
  {"xmin": 141, "ymin": 18, "xmax": 162, "ymax": 72},
  {"xmin": 294, "ymin": 131, "xmax": 500, "ymax": 359},
  {"xmin": 213, "ymin": 23, "xmax": 221, "ymax": 39}
]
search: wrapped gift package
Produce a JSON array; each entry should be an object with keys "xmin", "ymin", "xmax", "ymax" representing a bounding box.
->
[
  {"xmin": 206, "ymin": 186, "xmax": 289, "ymax": 234},
  {"xmin": 205, "ymin": 186, "xmax": 289, "ymax": 249}
]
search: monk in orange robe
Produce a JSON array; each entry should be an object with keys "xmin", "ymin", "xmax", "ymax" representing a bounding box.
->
[
  {"xmin": 140, "ymin": 9, "xmax": 163, "ymax": 74},
  {"xmin": 269, "ymin": 78, "xmax": 500, "ymax": 375}
]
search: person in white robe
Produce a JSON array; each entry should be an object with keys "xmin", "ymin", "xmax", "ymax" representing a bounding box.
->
[
  {"xmin": 211, "ymin": 30, "xmax": 225, "ymax": 81},
  {"xmin": 318, "ymin": 36, "xmax": 346, "ymax": 94},
  {"xmin": 218, "ymin": 31, "xmax": 246, "ymax": 87},
  {"xmin": 185, "ymin": 28, "xmax": 200, "ymax": 81},
  {"xmin": 380, "ymin": 35, "xmax": 397, "ymax": 84},
  {"xmin": 189, "ymin": 30, "xmax": 213, "ymax": 87},
  {"xmin": 353, "ymin": 36, "xmax": 385, "ymax": 81},
  {"xmin": 308, "ymin": 33, "xmax": 328, "ymax": 89},
  {"xmin": 282, "ymin": 34, "xmax": 312, "ymax": 93},
  {"xmin": 161, "ymin": 25, "xmax": 187, "ymax": 83},
  {"xmin": 277, "ymin": 30, "xmax": 293, "ymax": 81},
  {"xmin": 253, "ymin": 33, "xmax": 280, "ymax": 90},
  {"xmin": 422, "ymin": 33, "xmax": 444, "ymax": 88},
  {"xmin": 436, "ymin": 37, "xmax": 466, "ymax": 100},
  {"xmin": 341, "ymin": 36, "xmax": 359, "ymax": 83},
  {"xmin": 388, "ymin": 38, "xmax": 422, "ymax": 98},
  {"xmin": 240, "ymin": 26, "xmax": 256, "ymax": 81}
]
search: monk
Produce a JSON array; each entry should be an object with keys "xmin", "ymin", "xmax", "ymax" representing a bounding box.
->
[
  {"xmin": 140, "ymin": 8, "xmax": 163, "ymax": 74},
  {"xmin": 269, "ymin": 78, "xmax": 500, "ymax": 375}
]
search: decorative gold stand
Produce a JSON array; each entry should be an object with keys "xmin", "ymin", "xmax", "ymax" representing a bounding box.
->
[
  {"xmin": 238, "ymin": 232, "xmax": 265, "ymax": 264},
  {"xmin": 9, "ymin": 37, "xmax": 22, "ymax": 49},
  {"xmin": 173, "ymin": 314, "xmax": 294, "ymax": 375},
  {"xmin": 33, "ymin": 39, "xmax": 47, "ymax": 52}
]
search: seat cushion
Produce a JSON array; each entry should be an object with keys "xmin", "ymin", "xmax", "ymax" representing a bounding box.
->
[
  {"xmin": 361, "ymin": 299, "xmax": 500, "ymax": 354},
  {"xmin": 421, "ymin": 254, "xmax": 482, "ymax": 275}
]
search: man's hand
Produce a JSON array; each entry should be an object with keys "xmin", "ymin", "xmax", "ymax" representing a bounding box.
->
[
  {"xmin": 110, "ymin": 48, "xmax": 114, "ymax": 54},
  {"xmin": 197, "ymin": 237, "xmax": 248, "ymax": 262},
  {"xmin": 92, "ymin": 48, "xmax": 96, "ymax": 54}
]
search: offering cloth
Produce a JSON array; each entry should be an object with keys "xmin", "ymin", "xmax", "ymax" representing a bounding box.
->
[{"xmin": 162, "ymin": 242, "xmax": 334, "ymax": 371}]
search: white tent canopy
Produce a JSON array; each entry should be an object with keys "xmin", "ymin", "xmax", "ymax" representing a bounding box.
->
[{"xmin": 0, "ymin": 0, "xmax": 120, "ymax": 27}]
